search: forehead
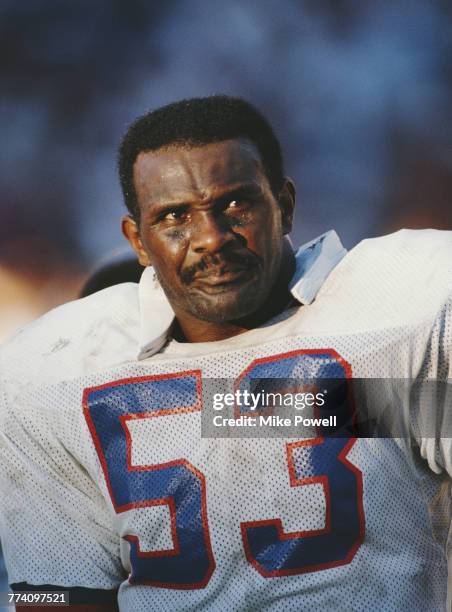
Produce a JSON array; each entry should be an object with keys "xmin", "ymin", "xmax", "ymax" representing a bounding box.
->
[{"xmin": 133, "ymin": 139, "xmax": 267, "ymax": 206}]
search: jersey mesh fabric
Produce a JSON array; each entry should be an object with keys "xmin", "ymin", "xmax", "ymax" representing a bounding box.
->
[{"xmin": 0, "ymin": 230, "xmax": 451, "ymax": 611}]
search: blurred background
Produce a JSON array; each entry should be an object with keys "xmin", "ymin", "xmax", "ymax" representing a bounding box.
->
[
  {"xmin": 0, "ymin": 0, "xmax": 451, "ymax": 339},
  {"xmin": 0, "ymin": 1, "xmax": 451, "ymax": 600}
]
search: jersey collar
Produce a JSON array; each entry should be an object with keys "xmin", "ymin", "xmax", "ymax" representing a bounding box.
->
[{"xmin": 138, "ymin": 230, "xmax": 346, "ymax": 360}]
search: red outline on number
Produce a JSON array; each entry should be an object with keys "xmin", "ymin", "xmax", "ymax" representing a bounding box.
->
[
  {"xmin": 82, "ymin": 370, "xmax": 216, "ymax": 590},
  {"xmin": 237, "ymin": 349, "xmax": 363, "ymax": 577},
  {"xmin": 82, "ymin": 370, "xmax": 202, "ymax": 510},
  {"xmin": 123, "ymin": 496, "xmax": 179, "ymax": 557},
  {"xmin": 233, "ymin": 348, "xmax": 355, "ymax": 424},
  {"xmin": 241, "ymin": 437, "xmax": 365, "ymax": 577},
  {"xmin": 287, "ymin": 438, "xmax": 332, "ymax": 536},
  {"xmin": 82, "ymin": 351, "xmax": 364, "ymax": 587},
  {"xmin": 120, "ymin": 413, "xmax": 201, "ymax": 473}
]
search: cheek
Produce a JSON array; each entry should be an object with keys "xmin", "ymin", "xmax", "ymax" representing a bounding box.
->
[
  {"xmin": 161, "ymin": 227, "xmax": 190, "ymax": 243},
  {"xmin": 144, "ymin": 232, "xmax": 187, "ymax": 279},
  {"xmin": 245, "ymin": 216, "xmax": 281, "ymax": 257},
  {"xmin": 257, "ymin": 226, "xmax": 284, "ymax": 282}
]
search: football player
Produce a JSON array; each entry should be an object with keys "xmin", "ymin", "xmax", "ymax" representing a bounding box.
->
[{"xmin": 0, "ymin": 96, "xmax": 451, "ymax": 611}]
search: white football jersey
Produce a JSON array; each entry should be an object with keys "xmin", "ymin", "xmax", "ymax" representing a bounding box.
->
[{"xmin": 0, "ymin": 229, "xmax": 451, "ymax": 611}]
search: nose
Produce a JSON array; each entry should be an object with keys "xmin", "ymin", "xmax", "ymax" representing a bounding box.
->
[{"xmin": 189, "ymin": 212, "xmax": 235, "ymax": 254}]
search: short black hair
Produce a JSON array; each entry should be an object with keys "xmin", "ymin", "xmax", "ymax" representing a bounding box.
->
[{"xmin": 118, "ymin": 95, "xmax": 285, "ymax": 220}]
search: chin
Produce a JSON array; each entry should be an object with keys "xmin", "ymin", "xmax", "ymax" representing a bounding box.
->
[{"xmin": 186, "ymin": 289, "xmax": 263, "ymax": 323}]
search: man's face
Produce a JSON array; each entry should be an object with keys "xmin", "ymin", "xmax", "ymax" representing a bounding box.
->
[{"xmin": 124, "ymin": 139, "xmax": 293, "ymax": 323}]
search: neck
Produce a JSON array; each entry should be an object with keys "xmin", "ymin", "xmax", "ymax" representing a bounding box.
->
[
  {"xmin": 173, "ymin": 247, "xmax": 296, "ymax": 343},
  {"xmin": 172, "ymin": 318, "xmax": 249, "ymax": 343}
]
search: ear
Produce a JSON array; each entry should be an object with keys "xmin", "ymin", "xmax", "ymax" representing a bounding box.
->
[
  {"xmin": 278, "ymin": 179, "xmax": 296, "ymax": 235},
  {"xmin": 121, "ymin": 215, "xmax": 152, "ymax": 267}
]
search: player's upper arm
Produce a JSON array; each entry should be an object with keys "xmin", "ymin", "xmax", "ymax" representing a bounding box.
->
[{"xmin": 0, "ymin": 350, "xmax": 126, "ymax": 592}]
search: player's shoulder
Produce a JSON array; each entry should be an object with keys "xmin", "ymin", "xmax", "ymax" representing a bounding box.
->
[
  {"xmin": 358, "ymin": 228, "xmax": 451, "ymax": 299},
  {"xmin": 354, "ymin": 228, "xmax": 452, "ymax": 272},
  {"xmin": 347, "ymin": 228, "xmax": 452, "ymax": 290},
  {"xmin": 310, "ymin": 229, "xmax": 452, "ymax": 334},
  {"xmin": 0, "ymin": 282, "xmax": 140, "ymax": 386}
]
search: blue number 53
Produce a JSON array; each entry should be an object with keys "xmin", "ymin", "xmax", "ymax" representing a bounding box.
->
[{"xmin": 83, "ymin": 350, "xmax": 364, "ymax": 588}]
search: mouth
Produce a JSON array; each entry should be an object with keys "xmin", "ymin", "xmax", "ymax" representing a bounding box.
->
[{"xmin": 192, "ymin": 266, "xmax": 253, "ymax": 292}]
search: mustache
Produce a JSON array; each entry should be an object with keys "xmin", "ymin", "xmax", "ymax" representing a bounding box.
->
[{"xmin": 180, "ymin": 251, "xmax": 261, "ymax": 285}]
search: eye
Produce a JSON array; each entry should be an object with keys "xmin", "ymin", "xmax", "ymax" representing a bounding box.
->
[
  {"xmin": 225, "ymin": 199, "xmax": 248, "ymax": 212},
  {"xmin": 221, "ymin": 199, "xmax": 253, "ymax": 227},
  {"xmin": 161, "ymin": 209, "xmax": 189, "ymax": 222}
]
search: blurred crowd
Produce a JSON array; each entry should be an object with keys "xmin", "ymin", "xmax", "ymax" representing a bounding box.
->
[{"xmin": 1, "ymin": 0, "xmax": 451, "ymax": 341}]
